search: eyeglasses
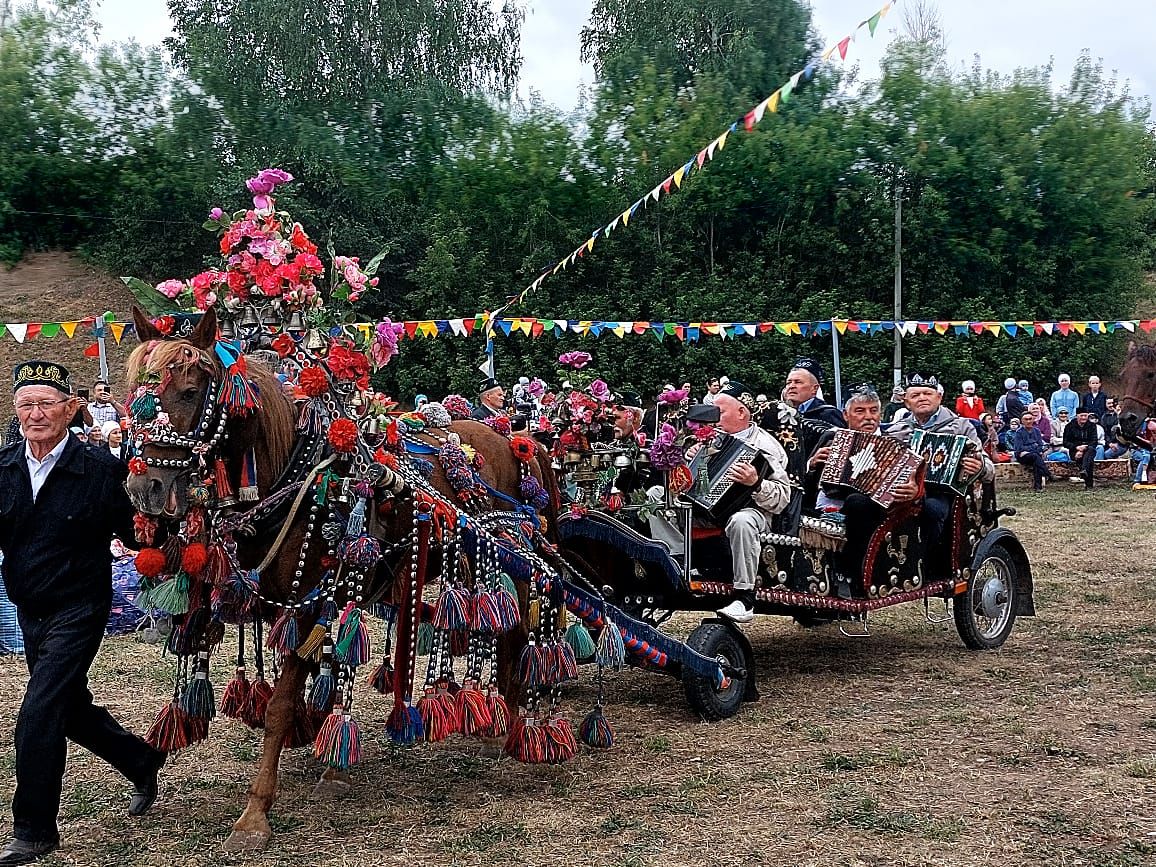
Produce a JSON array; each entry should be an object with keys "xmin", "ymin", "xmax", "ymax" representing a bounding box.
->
[{"xmin": 15, "ymin": 398, "xmax": 71, "ymax": 414}]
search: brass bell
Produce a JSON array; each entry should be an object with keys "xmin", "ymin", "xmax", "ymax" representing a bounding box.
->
[
  {"xmin": 305, "ymin": 329, "xmax": 326, "ymax": 352},
  {"xmin": 286, "ymin": 310, "xmax": 306, "ymax": 332},
  {"xmin": 218, "ymin": 317, "xmax": 236, "ymax": 339},
  {"xmin": 239, "ymin": 306, "xmax": 260, "ymax": 328}
]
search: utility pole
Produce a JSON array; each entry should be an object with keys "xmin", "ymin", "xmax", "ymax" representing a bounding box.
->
[{"xmin": 893, "ymin": 177, "xmax": 903, "ymax": 388}]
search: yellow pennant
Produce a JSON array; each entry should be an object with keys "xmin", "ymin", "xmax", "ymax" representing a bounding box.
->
[
  {"xmin": 109, "ymin": 322, "xmax": 126, "ymax": 344},
  {"xmin": 673, "ymin": 166, "xmax": 686, "ymax": 188},
  {"xmin": 60, "ymin": 321, "xmax": 78, "ymax": 338},
  {"xmin": 767, "ymin": 90, "xmax": 781, "ymax": 114}
]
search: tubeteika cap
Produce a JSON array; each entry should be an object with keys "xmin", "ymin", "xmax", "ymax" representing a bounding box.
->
[{"xmin": 13, "ymin": 360, "xmax": 72, "ymax": 394}]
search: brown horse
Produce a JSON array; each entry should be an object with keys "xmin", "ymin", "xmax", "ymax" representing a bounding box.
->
[
  {"xmin": 126, "ymin": 307, "xmax": 552, "ymax": 850},
  {"xmin": 1118, "ymin": 341, "xmax": 1156, "ymax": 441}
]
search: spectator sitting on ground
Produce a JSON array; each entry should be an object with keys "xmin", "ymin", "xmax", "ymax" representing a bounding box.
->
[
  {"xmin": 1050, "ymin": 374, "xmax": 1079, "ymax": 419},
  {"xmin": 978, "ymin": 413, "xmax": 1010, "ymax": 463},
  {"xmin": 1012, "ymin": 410, "xmax": 1053, "ymax": 492},
  {"xmin": 1081, "ymin": 375, "xmax": 1108, "ymax": 419},
  {"xmin": 996, "ymin": 378, "xmax": 1026, "ymax": 427},
  {"xmin": 1132, "ymin": 418, "xmax": 1156, "ymax": 489},
  {"xmin": 954, "ymin": 380, "xmax": 985, "ymax": 420}
]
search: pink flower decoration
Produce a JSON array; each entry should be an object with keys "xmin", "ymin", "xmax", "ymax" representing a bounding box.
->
[
  {"xmin": 659, "ymin": 387, "xmax": 690, "ymax": 405},
  {"xmin": 155, "ymin": 279, "xmax": 185, "ymax": 299},
  {"xmin": 558, "ymin": 350, "xmax": 592, "ymax": 369},
  {"xmin": 528, "ymin": 377, "xmax": 546, "ymax": 398},
  {"xmin": 588, "ymin": 379, "xmax": 611, "ymax": 402},
  {"xmin": 371, "ymin": 318, "xmax": 402, "ymax": 369},
  {"xmin": 246, "ymin": 168, "xmax": 294, "ymax": 211}
]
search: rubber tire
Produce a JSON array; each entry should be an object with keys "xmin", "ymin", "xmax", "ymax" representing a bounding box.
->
[
  {"xmin": 954, "ymin": 544, "xmax": 1019, "ymax": 651},
  {"xmin": 682, "ymin": 621, "xmax": 748, "ymax": 721}
]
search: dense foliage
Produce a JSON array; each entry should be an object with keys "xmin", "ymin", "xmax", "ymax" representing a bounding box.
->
[{"xmin": 1, "ymin": 0, "xmax": 1153, "ymax": 403}]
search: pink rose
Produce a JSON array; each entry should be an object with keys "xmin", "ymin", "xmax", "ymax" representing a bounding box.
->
[{"xmin": 155, "ymin": 279, "xmax": 185, "ymax": 299}]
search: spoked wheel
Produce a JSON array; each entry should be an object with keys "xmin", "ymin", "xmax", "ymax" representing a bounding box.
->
[
  {"xmin": 682, "ymin": 621, "xmax": 748, "ymax": 721},
  {"xmin": 954, "ymin": 544, "xmax": 1018, "ymax": 650}
]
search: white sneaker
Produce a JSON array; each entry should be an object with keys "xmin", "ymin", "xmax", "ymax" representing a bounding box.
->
[{"xmin": 717, "ymin": 598, "xmax": 756, "ymax": 623}]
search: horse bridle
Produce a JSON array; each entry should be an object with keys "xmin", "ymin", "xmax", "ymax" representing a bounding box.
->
[
  {"xmin": 1121, "ymin": 393, "xmax": 1155, "ymax": 412},
  {"xmin": 131, "ymin": 369, "xmax": 231, "ymax": 470}
]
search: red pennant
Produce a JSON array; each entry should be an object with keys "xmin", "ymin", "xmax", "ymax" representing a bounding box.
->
[
  {"xmin": 674, "ymin": 325, "xmax": 685, "ymax": 341},
  {"xmin": 970, "ymin": 323, "xmax": 985, "ymax": 334},
  {"xmin": 916, "ymin": 322, "xmax": 930, "ymax": 334},
  {"xmin": 404, "ymin": 321, "xmax": 419, "ymax": 339},
  {"xmin": 25, "ymin": 323, "xmax": 42, "ymax": 340},
  {"xmin": 837, "ymin": 37, "xmax": 850, "ymax": 59},
  {"xmin": 83, "ymin": 342, "xmax": 101, "ymax": 358},
  {"xmin": 662, "ymin": 177, "xmax": 674, "ymax": 194},
  {"xmin": 1140, "ymin": 319, "xmax": 1156, "ymax": 333},
  {"xmin": 743, "ymin": 110, "xmax": 757, "ymax": 131},
  {"xmin": 757, "ymin": 322, "xmax": 774, "ymax": 334},
  {"xmin": 531, "ymin": 321, "xmax": 544, "ymax": 338},
  {"xmin": 696, "ymin": 149, "xmax": 708, "ymax": 168},
  {"xmin": 463, "ymin": 319, "xmax": 476, "ymax": 336},
  {"xmin": 1057, "ymin": 322, "xmax": 1071, "ymax": 336}
]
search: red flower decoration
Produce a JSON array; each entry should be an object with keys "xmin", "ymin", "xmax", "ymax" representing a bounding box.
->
[
  {"xmin": 128, "ymin": 457, "xmax": 149, "ymax": 476},
  {"xmin": 328, "ymin": 417, "xmax": 359, "ymax": 453},
  {"xmin": 326, "ymin": 341, "xmax": 370, "ymax": 382},
  {"xmin": 152, "ymin": 315, "xmax": 175, "ymax": 335},
  {"xmin": 181, "ymin": 542, "xmax": 209, "ymax": 577},
  {"xmin": 271, "ymin": 332, "xmax": 296, "ymax": 358},
  {"xmin": 510, "ymin": 436, "xmax": 537, "ymax": 463},
  {"xmin": 299, "ymin": 365, "xmax": 328, "ymax": 397}
]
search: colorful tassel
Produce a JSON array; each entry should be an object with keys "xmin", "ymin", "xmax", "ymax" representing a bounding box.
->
[
  {"xmin": 142, "ymin": 573, "xmax": 190, "ymax": 615},
  {"xmin": 314, "ymin": 708, "xmax": 362, "ymax": 770},
  {"xmin": 181, "ymin": 653, "xmax": 216, "ymax": 720},
  {"xmin": 296, "ymin": 621, "xmax": 329, "ymax": 661},
  {"xmin": 557, "ymin": 642, "xmax": 579, "ymax": 682},
  {"xmin": 579, "ymin": 705, "xmax": 615, "ymax": 749},
  {"xmin": 432, "ymin": 586, "xmax": 471, "ymax": 632},
  {"xmin": 219, "ymin": 667, "xmax": 250, "ymax": 719},
  {"xmin": 455, "ymin": 684, "xmax": 493, "ymax": 737},
  {"xmin": 241, "ymin": 676, "xmax": 274, "ymax": 729},
  {"xmin": 596, "ymin": 619, "xmax": 626, "ymax": 671},
  {"xmin": 213, "ymin": 457, "xmax": 235, "ymax": 503},
  {"xmin": 484, "ymin": 689, "xmax": 510, "ymax": 738},
  {"xmin": 416, "ymin": 688, "xmax": 452, "ymax": 743},
  {"xmin": 337, "ymin": 535, "xmax": 382, "ymax": 568},
  {"xmin": 268, "ymin": 610, "xmax": 300, "ymax": 656},
  {"xmin": 504, "ymin": 715, "xmax": 548, "ymax": 763},
  {"xmin": 517, "ymin": 641, "xmax": 544, "ymax": 688},
  {"xmin": 386, "ymin": 701, "xmax": 423, "ymax": 745},
  {"xmin": 146, "ymin": 701, "xmax": 193, "ymax": 753},
  {"xmin": 564, "ymin": 620, "xmax": 596, "ymax": 660},
  {"xmin": 416, "ymin": 620, "xmax": 435, "ymax": 656},
  {"xmin": 308, "ymin": 663, "xmax": 335, "ymax": 712},
  {"xmin": 496, "ymin": 571, "xmax": 518, "ymax": 598},
  {"xmin": 544, "ymin": 716, "xmax": 578, "ymax": 764},
  {"xmin": 238, "ymin": 446, "xmax": 259, "ymax": 502},
  {"xmin": 334, "ymin": 606, "xmax": 371, "ymax": 667},
  {"xmin": 368, "ymin": 660, "xmax": 394, "ymax": 695}
]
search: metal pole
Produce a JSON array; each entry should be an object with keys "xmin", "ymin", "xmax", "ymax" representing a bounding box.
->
[
  {"xmin": 831, "ymin": 320, "xmax": 843, "ymax": 409},
  {"xmin": 893, "ymin": 181, "xmax": 903, "ymax": 387},
  {"xmin": 98, "ymin": 333, "xmax": 109, "ymax": 382}
]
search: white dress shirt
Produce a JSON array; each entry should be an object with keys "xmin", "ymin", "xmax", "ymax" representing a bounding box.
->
[{"xmin": 25, "ymin": 434, "xmax": 70, "ymax": 502}]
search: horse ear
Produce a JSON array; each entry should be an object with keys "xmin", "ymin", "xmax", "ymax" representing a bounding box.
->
[
  {"xmin": 190, "ymin": 306, "xmax": 219, "ymax": 350},
  {"xmin": 1128, "ymin": 340, "xmax": 1136, "ymax": 356},
  {"xmin": 132, "ymin": 306, "xmax": 164, "ymax": 343}
]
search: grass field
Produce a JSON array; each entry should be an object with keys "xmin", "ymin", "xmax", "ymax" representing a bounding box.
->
[{"xmin": 2, "ymin": 485, "xmax": 1154, "ymax": 866}]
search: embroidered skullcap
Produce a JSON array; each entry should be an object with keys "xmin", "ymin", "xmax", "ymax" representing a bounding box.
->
[
  {"xmin": 616, "ymin": 390, "xmax": 643, "ymax": 410},
  {"xmin": 13, "ymin": 360, "xmax": 72, "ymax": 394},
  {"xmin": 790, "ymin": 357, "xmax": 824, "ymax": 385},
  {"xmin": 904, "ymin": 373, "xmax": 939, "ymax": 390},
  {"xmin": 479, "ymin": 377, "xmax": 501, "ymax": 394},
  {"xmin": 720, "ymin": 381, "xmax": 756, "ymax": 410}
]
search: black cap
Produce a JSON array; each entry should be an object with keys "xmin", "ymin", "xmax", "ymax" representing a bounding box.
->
[
  {"xmin": 13, "ymin": 360, "xmax": 72, "ymax": 394},
  {"xmin": 686, "ymin": 404, "xmax": 720, "ymax": 424},
  {"xmin": 479, "ymin": 377, "xmax": 501, "ymax": 393},
  {"xmin": 720, "ymin": 381, "xmax": 756, "ymax": 410},
  {"xmin": 616, "ymin": 389, "xmax": 643, "ymax": 409},
  {"xmin": 791, "ymin": 357, "xmax": 824, "ymax": 384},
  {"xmin": 903, "ymin": 373, "xmax": 939, "ymax": 389}
]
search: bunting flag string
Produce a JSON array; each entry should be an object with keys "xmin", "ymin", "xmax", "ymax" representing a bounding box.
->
[
  {"xmin": 478, "ymin": 0, "xmax": 898, "ymax": 330},
  {"xmin": 4, "ymin": 314, "xmax": 1154, "ymax": 346}
]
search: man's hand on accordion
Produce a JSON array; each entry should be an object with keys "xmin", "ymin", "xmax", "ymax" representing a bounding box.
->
[
  {"xmin": 726, "ymin": 460, "xmax": 760, "ymax": 487},
  {"xmin": 959, "ymin": 454, "xmax": 984, "ymax": 480},
  {"xmin": 892, "ymin": 479, "xmax": 920, "ymax": 503},
  {"xmin": 807, "ymin": 446, "xmax": 831, "ymax": 472}
]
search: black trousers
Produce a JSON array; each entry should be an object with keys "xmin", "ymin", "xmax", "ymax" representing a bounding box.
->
[
  {"xmin": 13, "ymin": 600, "xmax": 159, "ymax": 843},
  {"xmin": 1073, "ymin": 446, "xmax": 1096, "ymax": 483},
  {"xmin": 1017, "ymin": 452, "xmax": 1052, "ymax": 488}
]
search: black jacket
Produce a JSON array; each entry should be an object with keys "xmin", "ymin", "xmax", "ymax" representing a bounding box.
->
[
  {"xmin": 1062, "ymin": 419, "xmax": 1099, "ymax": 453},
  {"xmin": 1080, "ymin": 391, "xmax": 1108, "ymax": 419},
  {"xmin": 0, "ymin": 435, "xmax": 137, "ymax": 616}
]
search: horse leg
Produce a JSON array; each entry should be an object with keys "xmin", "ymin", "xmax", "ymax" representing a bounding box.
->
[{"xmin": 222, "ymin": 655, "xmax": 309, "ymax": 852}]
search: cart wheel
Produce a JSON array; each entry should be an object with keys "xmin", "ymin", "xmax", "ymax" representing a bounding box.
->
[
  {"xmin": 682, "ymin": 621, "xmax": 748, "ymax": 721},
  {"xmin": 954, "ymin": 544, "xmax": 1018, "ymax": 650}
]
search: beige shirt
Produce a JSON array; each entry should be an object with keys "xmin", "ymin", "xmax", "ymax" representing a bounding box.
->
[{"xmin": 732, "ymin": 423, "xmax": 793, "ymax": 514}]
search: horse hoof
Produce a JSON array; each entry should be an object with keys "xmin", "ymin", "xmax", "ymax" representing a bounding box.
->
[
  {"xmin": 222, "ymin": 829, "xmax": 271, "ymax": 852},
  {"xmin": 312, "ymin": 768, "xmax": 353, "ymax": 798}
]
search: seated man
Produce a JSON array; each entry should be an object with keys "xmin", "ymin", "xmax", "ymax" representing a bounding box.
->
[
  {"xmin": 777, "ymin": 358, "xmax": 845, "ymax": 510},
  {"xmin": 884, "ymin": 375, "xmax": 993, "ymax": 556},
  {"xmin": 1062, "ymin": 407, "xmax": 1099, "ymax": 489},
  {"xmin": 806, "ymin": 387, "xmax": 919, "ymax": 591},
  {"xmin": 692, "ymin": 382, "xmax": 792, "ymax": 624}
]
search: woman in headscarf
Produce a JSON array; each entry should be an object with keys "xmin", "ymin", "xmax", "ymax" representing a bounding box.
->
[{"xmin": 101, "ymin": 420, "xmax": 127, "ymax": 462}]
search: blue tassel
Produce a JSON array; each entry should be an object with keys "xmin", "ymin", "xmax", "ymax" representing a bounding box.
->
[
  {"xmin": 579, "ymin": 705, "xmax": 614, "ymax": 749},
  {"xmin": 181, "ymin": 673, "xmax": 216, "ymax": 721},
  {"xmin": 308, "ymin": 664, "xmax": 334, "ymax": 712},
  {"xmin": 386, "ymin": 702, "xmax": 424, "ymax": 745},
  {"xmin": 433, "ymin": 586, "xmax": 470, "ymax": 631},
  {"xmin": 334, "ymin": 608, "xmax": 370, "ymax": 667},
  {"xmin": 596, "ymin": 619, "xmax": 626, "ymax": 671},
  {"xmin": 517, "ymin": 641, "xmax": 544, "ymax": 688},
  {"xmin": 268, "ymin": 611, "xmax": 299, "ymax": 655}
]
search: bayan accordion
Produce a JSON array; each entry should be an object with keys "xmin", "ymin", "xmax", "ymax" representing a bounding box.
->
[
  {"xmin": 909, "ymin": 430, "xmax": 977, "ymax": 494},
  {"xmin": 686, "ymin": 434, "xmax": 770, "ymax": 523},
  {"xmin": 820, "ymin": 429, "xmax": 924, "ymax": 508}
]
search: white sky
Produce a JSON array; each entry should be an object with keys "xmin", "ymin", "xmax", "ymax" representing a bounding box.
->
[{"xmin": 94, "ymin": 1, "xmax": 1154, "ymax": 112}]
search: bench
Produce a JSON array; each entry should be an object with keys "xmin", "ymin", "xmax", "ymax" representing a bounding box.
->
[{"xmin": 994, "ymin": 457, "xmax": 1131, "ymax": 485}]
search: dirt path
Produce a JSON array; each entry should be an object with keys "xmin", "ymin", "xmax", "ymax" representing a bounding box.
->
[{"xmin": 1, "ymin": 485, "xmax": 1153, "ymax": 866}]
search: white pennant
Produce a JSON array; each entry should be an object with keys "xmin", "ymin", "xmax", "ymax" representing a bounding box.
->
[{"xmin": 7, "ymin": 323, "xmax": 27, "ymax": 344}]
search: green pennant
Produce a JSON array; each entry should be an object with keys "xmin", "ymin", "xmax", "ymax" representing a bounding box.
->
[
  {"xmin": 39, "ymin": 322, "xmax": 61, "ymax": 338},
  {"xmin": 664, "ymin": 322, "xmax": 677, "ymax": 336},
  {"xmin": 867, "ymin": 11, "xmax": 882, "ymax": 36},
  {"xmin": 540, "ymin": 319, "xmax": 554, "ymax": 331},
  {"xmin": 0, "ymin": 325, "xmax": 6, "ymax": 339},
  {"xmin": 779, "ymin": 79, "xmax": 794, "ymax": 104}
]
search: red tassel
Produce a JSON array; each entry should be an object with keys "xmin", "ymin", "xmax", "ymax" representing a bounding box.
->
[
  {"xmin": 485, "ymin": 690, "xmax": 510, "ymax": 738},
  {"xmin": 544, "ymin": 716, "xmax": 578, "ymax": 764},
  {"xmin": 218, "ymin": 668, "xmax": 250, "ymax": 719},
  {"xmin": 146, "ymin": 701, "xmax": 192, "ymax": 753},
  {"xmin": 455, "ymin": 685, "xmax": 493, "ymax": 737},
  {"xmin": 214, "ymin": 457, "xmax": 234, "ymax": 500},
  {"xmin": 367, "ymin": 661, "xmax": 394, "ymax": 695},
  {"xmin": 435, "ymin": 685, "xmax": 461, "ymax": 736},
  {"xmin": 241, "ymin": 676, "xmax": 274, "ymax": 729},
  {"xmin": 504, "ymin": 715, "xmax": 548, "ymax": 764},
  {"xmin": 181, "ymin": 542, "xmax": 209, "ymax": 578},
  {"xmin": 135, "ymin": 548, "xmax": 167, "ymax": 580},
  {"xmin": 416, "ymin": 689, "xmax": 451, "ymax": 743}
]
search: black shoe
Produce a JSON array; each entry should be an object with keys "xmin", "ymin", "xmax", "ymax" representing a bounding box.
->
[
  {"xmin": 0, "ymin": 839, "xmax": 59, "ymax": 865},
  {"xmin": 128, "ymin": 751, "xmax": 165, "ymax": 817}
]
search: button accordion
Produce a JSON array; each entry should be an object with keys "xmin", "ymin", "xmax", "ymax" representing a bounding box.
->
[
  {"xmin": 909, "ymin": 430, "xmax": 977, "ymax": 494},
  {"xmin": 819, "ymin": 429, "xmax": 924, "ymax": 508},
  {"xmin": 686, "ymin": 434, "xmax": 771, "ymax": 523}
]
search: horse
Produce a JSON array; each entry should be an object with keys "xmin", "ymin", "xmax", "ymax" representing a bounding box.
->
[
  {"xmin": 1117, "ymin": 341, "xmax": 1156, "ymax": 441},
  {"xmin": 126, "ymin": 306, "xmax": 555, "ymax": 851}
]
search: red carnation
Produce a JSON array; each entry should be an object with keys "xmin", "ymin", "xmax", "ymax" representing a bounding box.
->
[
  {"xmin": 326, "ymin": 342, "xmax": 370, "ymax": 382},
  {"xmin": 136, "ymin": 547, "xmax": 168, "ymax": 579},
  {"xmin": 181, "ymin": 542, "xmax": 209, "ymax": 577},
  {"xmin": 290, "ymin": 222, "xmax": 317, "ymax": 254},
  {"xmin": 328, "ymin": 417, "xmax": 359, "ymax": 453},
  {"xmin": 299, "ymin": 365, "xmax": 329, "ymax": 397},
  {"xmin": 510, "ymin": 436, "xmax": 537, "ymax": 463},
  {"xmin": 128, "ymin": 457, "xmax": 149, "ymax": 476},
  {"xmin": 271, "ymin": 332, "xmax": 296, "ymax": 358}
]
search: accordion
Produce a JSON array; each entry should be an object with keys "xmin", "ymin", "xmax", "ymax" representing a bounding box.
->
[
  {"xmin": 820, "ymin": 429, "xmax": 924, "ymax": 508},
  {"xmin": 686, "ymin": 434, "xmax": 770, "ymax": 523},
  {"xmin": 909, "ymin": 430, "xmax": 976, "ymax": 494}
]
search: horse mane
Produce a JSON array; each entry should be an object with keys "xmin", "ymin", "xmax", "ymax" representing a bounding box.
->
[
  {"xmin": 126, "ymin": 339, "xmax": 296, "ymax": 476},
  {"xmin": 1128, "ymin": 343, "xmax": 1156, "ymax": 365}
]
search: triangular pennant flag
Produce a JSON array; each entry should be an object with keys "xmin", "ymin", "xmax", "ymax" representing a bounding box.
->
[
  {"xmin": 1004, "ymin": 323, "xmax": 1018, "ymax": 337},
  {"xmin": 664, "ymin": 322, "xmax": 677, "ymax": 336},
  {"xmin": 22, "ymin": 323, "xmax": 41, "ymax": 341},
  {"xmin": 1071, "ymin": 321, "xmax": 1087, "ymax": 334},
  {"xmin": 934, "ymin": 321, "xmax": 949, "ymax": 335},
  {"xmin": 419, "ymin": 321, "xmax": 438, "ymax": 338},
  {"xmin": 404, "ymin": 321, "xmax": 419, "ymax": 339},
  {"xmin": 1139, "ymin": 319, "xmax": 1156, "ymax": 333},
  {"xmin": 867, "ymin": 10, "xmax": 882, "ymax": 36},
  {"xmin": 649, "ymin": 185, "xmax": 661, "ymax": 203},
  {"xmin": 696, "ymin": 148, "xmax": 708, "ymax": 168},
  {"xmin": 621, "ymin": 208, "xmax": 632, "ymax": 227},
  {"xmin": 766, "ymin": 90, "xmax": 781, "ymax": 114},
  {"xmin": 7, "ymin": 323, "xmax": 27, "ymax": 343},
  {"xmin": 953, "ymin": 324, "xmax": 968, "ymax": 336},
  {"xmin": 752, "ymin": 97, "xmax": 770, "ymax": 125},
  {"xmin": 1039, "ymin": 322, "xmax": 1054, "ymax": 335},
  {"xmin": 673, "ymin": 166, "xmax": 686, "ymax": 188},
  {"xmin": 821, "ymin": 45, "xmax": 836, "ymax": 61},
  {"xmin": 916, "ymin": 322, "xmax": 931, "ymax": 334},
  {"xmin": 651, "ymin": 324, "xmax": 666, "ymax": 340},
  {"xmin": 789, "ymin": 71, "xmax": 803, "ymax": 90},
  {"xmin": 83, "ymin": 341, "xmax": 100, "ymax": 358},
  {"xmin": 463, "ymin": 318, "xmax": 477, "ymax": 336},
  {"xmin": 606, "ymin": 216, "xmax": 620, "ymax": 235},
  {"xmin": 970, "ymin": 322, "xmax": 985, "ymax": 334},
  {"xmin": 1057, "ymin": 322, "xmax": 1071, "ymax": 336},
  {"xmin": 662, "ymin": 176, "xmax": 674, "ymax": 194},
  {"xmin": 449, "ymin": 318, "xmax": 466, "ymax": 337},
  {"xmin": 497, "ymin": 319, "xmax": 514, "ymax": 336},
  {"xmin": 779, "ymin": 79, "xmax": 794, "ymax": 105},
  {"xmin": 39, "ymin": 322, "xmax": 60, "ymax": 339},
  {"xmin": 585, "ymin": 236, "xmax": 596, "ymax": 253},
  {"xmin": 1118, "ymin": 320, "xmax": 1137, "ymax": 332},
  {"xmin": 837, "ymin": 36, "xmax": 851, "ymax": 59},
  {"xmin": 802, "ymin": 61, "xmax": 817, "ymax": 81},
  {"xmin": 109, "ymin": 322, "xmax": 126, "ymax": 344},
  {"xmin": 834, "ymin": 320, "xmax": 848, "ymax": 335},
  {"xmin": 717, "ymin": 129, "xmax": 729, "ymax": 151}
]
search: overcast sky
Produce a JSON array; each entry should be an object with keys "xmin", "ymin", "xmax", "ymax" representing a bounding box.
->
[{"xmin": 95, "ymin": 1, "xmax": 1153, "ymax": 112}]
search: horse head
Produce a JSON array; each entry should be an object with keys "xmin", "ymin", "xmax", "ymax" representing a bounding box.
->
[
  {"xmin": 1117, "ymin": 341, "xmax": 1156, "ymax": 440},
  {"xmin": 125, "ymin": 307, "xmax": 223, "ymax": 517}
]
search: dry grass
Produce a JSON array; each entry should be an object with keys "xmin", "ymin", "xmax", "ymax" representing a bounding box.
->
[{"xmin": 2, "ymin": 486, "xmax": 1155, "ymax": 866}]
